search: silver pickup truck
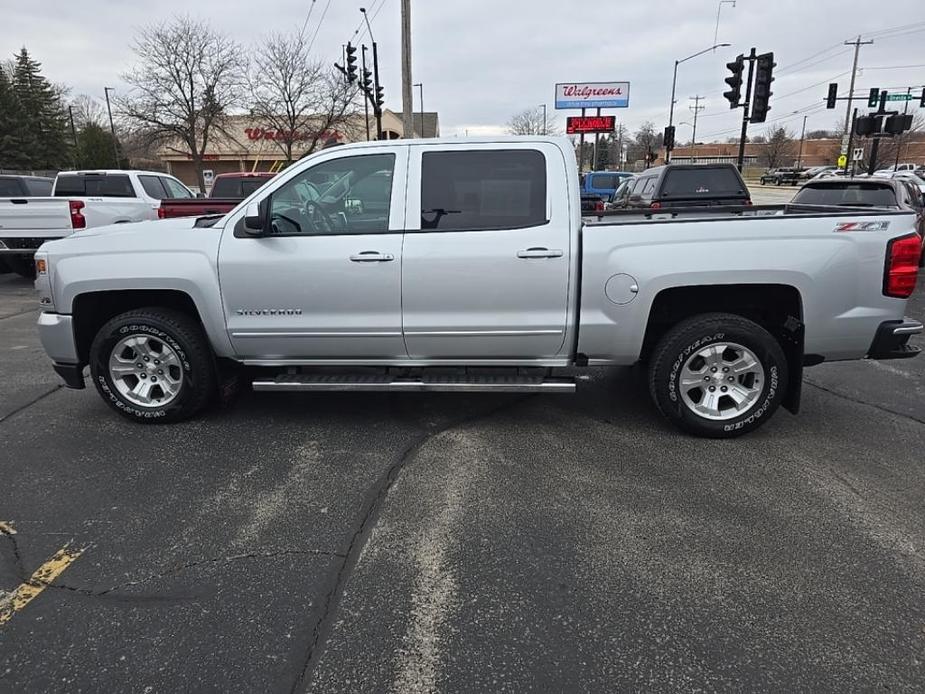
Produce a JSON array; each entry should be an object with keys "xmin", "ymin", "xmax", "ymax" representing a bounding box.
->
[{"xmin": 33, "ymin": 137, "xmax": 922, "ymax": 437}]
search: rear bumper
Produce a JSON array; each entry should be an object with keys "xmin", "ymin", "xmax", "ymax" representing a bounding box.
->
[
  {"xmin": 868, "ymin": 319, "xmax": 923, "ymax": 360},
  {"xmin": 0, "ymin": 237, "xmax": 65, "ymax": 253}
]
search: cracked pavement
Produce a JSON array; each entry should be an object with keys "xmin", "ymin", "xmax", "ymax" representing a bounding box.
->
[{"xmin": 1, "ymin": 271, "xmax": 924, "ymax": 692}]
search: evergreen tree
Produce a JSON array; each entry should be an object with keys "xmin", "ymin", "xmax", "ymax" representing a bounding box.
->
[
  {"xmin": 11, "ymin": 48, "xmax": 70, "ymax": 169},
  {"xmin": 0, "ymin": 66, "xmax": 29, "ymax": 169},
  {"xmin": 76, "ymin": 122, "xmax": 120, "ymax": 169}
]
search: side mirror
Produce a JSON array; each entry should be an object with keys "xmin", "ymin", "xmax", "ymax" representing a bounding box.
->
[{"xmin": 243, "ymin": 200, "xmax": 267, "ymax": 236}]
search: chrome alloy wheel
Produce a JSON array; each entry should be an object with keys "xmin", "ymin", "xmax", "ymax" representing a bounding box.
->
[
  {"xmin": 678, "ymin": 342, "xmax": 765, "ymax": 421},
  {"xmin": 108, "ymin": 335, "xmax": 184, "ymax": 408}
]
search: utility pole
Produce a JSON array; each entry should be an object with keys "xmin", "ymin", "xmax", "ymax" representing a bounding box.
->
[
  {"xmin": 843, "ymin": 36, "xmax": 873, "ymax": 139},
  {"xmin": 67, "ymin": 106, "xmax": 79, "ymax": 168},
  {"xmin": 797, "ymin": 114, "xmax": 808, "ymax": 168},
  {"xmin": 414, "ymin": 82, "xmax": 424, "ymax": 137},
  {"xmin": 689, "ymin": 95, "xmax": 704, "ymax": 162},
  {"xmin": 400, "ymin": 0, "xmax": 414, "ymax": 137},
  {"xmin": 103, "ymin": 87, "xmax": 120, "ymax": 168}
]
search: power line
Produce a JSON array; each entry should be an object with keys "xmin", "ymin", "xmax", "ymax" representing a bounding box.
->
[
  {"xmin": 299, "ymin": 0, "xmax": 318, "ymax": 40},
  {"xmin": 307, "ymin": 0, "xmax": 334, "ymax": 54}
]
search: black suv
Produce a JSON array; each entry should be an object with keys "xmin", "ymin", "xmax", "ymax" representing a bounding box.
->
[{"xmin": 610, "ymin": 163, "xmax": 751, "ymax": 209}]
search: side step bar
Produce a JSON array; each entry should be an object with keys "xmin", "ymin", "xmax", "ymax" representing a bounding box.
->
[{"xmin": 252, "ymin": 373, "xmax": 577, "ymax": 394}]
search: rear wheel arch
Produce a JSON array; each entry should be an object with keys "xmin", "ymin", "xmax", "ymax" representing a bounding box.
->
[{"xmin": 640, "ymin": 283, "xmax": 805, "ymax": 413}]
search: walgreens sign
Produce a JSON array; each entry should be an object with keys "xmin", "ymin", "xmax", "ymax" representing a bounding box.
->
[{"xmin": 555, "ymin": 82, "xmax": 630, "ymax": 110}]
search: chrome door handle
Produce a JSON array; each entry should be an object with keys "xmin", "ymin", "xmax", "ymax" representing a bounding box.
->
[
  {"xmin": 516, "ymin": 247, "xmax": 564, "ymax": 259},
  {"xmin": 350, "ymin": 251, "xmax": 394, "ymax": 262}
]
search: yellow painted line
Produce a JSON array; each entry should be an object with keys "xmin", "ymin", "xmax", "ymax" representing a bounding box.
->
[
  {"xmin": 0, "ymin": 521, "xmax": 15, "ymax": 535},
  {"xmin": 0, "ymin": 544, "xmax": 83, "ymax": 626}
]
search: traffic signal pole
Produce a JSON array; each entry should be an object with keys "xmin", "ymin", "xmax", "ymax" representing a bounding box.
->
[
  {"xmin": 372, "ymin": 41, "xmax": 383, "ymax": 140},
  {"xmin": 361, "ymin": 46, "xmax": 371, "ymax": 140},
  {"xmin": 736, "ymin": 48, "xmax": 756, "ymax": 172}
]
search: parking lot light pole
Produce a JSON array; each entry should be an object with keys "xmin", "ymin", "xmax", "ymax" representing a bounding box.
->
[
  {"xmin": 668, "ymin": 43, "xmax": 730, "ymax": 162},
  {"xmin": 540, "ymin": 104, "xmax": 547, "ymax": 135},
  {"xmin": 414, "ymin": 83, "xmax": 424, "ymax": 137},
  {"xmin": 797, "ymin": 114, "xmax": 808, "ymax": 169},
  {"xmin": 104, "ymin": 87, "xmax": 119, "ymax": 168}
]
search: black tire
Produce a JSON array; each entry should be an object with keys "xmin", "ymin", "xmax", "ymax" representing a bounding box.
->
[
  {"xmin": 648, "ymin": 313, "xmax": 788, "ymax": 438},
  {"xmin": 89, "ymin": 308, "xmax": 216, "ymax": 423},
  {"xmin": 7, "ymin": 256, "xmax": 36, "ymax": 279}
]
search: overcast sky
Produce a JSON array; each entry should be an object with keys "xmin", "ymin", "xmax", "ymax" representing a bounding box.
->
[{"xmin": 6, "ymin": 0, "xmax": 925, "ymax": 141}]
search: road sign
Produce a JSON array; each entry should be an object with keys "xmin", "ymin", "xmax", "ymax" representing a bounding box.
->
[
  {"xmin": 886, "ymin": 93, "xmax": 914, "ymax": 102},
  {"xmin": 837, "ymin": 154, "xmax": 847, "ymax": 168},
  {"xmin": 852, "ymin": 147, "xmax": 864, "ymax": 162},
  {"xmin": 840, "ymin": 133, "xmax": 850, "ymax": 154},
  {"xmin": 203, "ymin": 169, "xmax": 215, "ymax": 186},
  {"xmin": 566, "ymin": 115, "xmax": 616, "ymax": 134}
]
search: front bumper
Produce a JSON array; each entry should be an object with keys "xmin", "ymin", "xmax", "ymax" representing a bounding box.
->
[
  {"xmin": 38, "ymin": 312, "xmax": 85, "ymax": 388},
  {"xmin": 868, "ymin": 319, "xmax": 923, "ymax": 360}
]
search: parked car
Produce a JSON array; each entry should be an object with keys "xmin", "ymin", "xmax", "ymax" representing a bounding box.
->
[
  {"xmin": 873, "ymin": 170, "xmax": 925, "ymax": 196},
  {"xmin": 760, "ymin": 167, "xmax": 805, "ymax": 185},
  {"xmin": 581, "ymin": 170, "xmax": 635, "ymax": 199},
  {"xmin": 610, "ymin": 163, "xmax": 751, "ymax": 209},
  {"xmin": 34, "ymin": 137, "xmax": 922, "ymax": 438},
  {"xmin": 580, "ymin": 193, "xmax": 606, "ymax": 214},
  {"xmin": 800, "ymin": 166, "xmax": 836, "ymax": 180},
  {"xmin": 157, "ymin": 172, "xmax": 276, "ymax": 219},
  {"xmin": 605, "ymin": 179, "xmax": 634, "ymax": 210},
  {"xmin": 792, "ymin": 177, "xmax": 925, "ymax": 265},
  {"xmin": 0, "ymin": 170, "xmax": 193, "ymax": 278},
  {"xmin": 0, "ymin": 174, "xmax": 54, "ymax": 197},
  {"xmin": 876, "ymin": 163, "xmax": 920, "ymax": 174}
]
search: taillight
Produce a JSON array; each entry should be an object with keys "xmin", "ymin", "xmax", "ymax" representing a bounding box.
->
[
  {"xmin": 69, "ymin": 200, "xmax": 86, "ymax": 229},
  {"xmin": 157, "ymin": 207, "xmax": 167, "ymax": 219},
  {"xmin": 650, "ymin": 201, "xmax": 661, "ymax": 210},
  {"xmin": 744, "ymin": 198, "xmax": 753, "ymax": 206},
  {"xmin": 884, "ymin": 234, "xmax": 922, "ymax": 298},
  {"xmin": 595, "ymin": 200, "xmax": 605, "ymax": 212}
]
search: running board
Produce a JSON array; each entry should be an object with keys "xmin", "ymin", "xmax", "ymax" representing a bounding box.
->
[{"xmin": 252, "ymin": 373, "xmax": 576, "ymax": 393}]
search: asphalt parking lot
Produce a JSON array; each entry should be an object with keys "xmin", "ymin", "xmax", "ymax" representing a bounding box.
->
[{"xmin": 1, "ymin": 270, "xmax": 924, "ymax": 692}]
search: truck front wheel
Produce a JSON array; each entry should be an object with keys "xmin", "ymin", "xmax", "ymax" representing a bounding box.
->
[
  {"xmin": 648, "ymin": 313, "xmax": 788, "ymax": 438},
  {"xmin": 89, "ymin": 308, "xmax": 216, "ymax": 423}
]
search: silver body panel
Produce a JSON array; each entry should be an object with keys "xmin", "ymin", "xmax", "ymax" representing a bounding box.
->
[{"xmin": 33, "ymin": 136, "xmax": 919, "ymax": 372}]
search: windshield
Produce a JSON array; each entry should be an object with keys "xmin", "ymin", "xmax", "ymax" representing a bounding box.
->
[{"xmin": 793, "ymin": 183, "xmax": 899, "ymax": 207}]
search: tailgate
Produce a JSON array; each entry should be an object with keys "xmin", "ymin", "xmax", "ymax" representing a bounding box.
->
[{"xmin": 0, "ymin": 198, "xmax": 71, "ymax": 234}]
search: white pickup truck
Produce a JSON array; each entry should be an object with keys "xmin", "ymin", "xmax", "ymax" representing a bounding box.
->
[
  {"xmin": 0, "ymin": 170, "xmax": 194, "ymax": 277},
  {"xmin": 34, "ymin": 137, "xmax": 923, "ymax": 437}
]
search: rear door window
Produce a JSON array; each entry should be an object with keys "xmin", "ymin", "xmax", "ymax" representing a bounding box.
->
[
  {"xmin": 0, "ymin": 178, "xmax": 25, "ymax": 196},
  {"xmin": 24, "ymin": 179, "xmax": 52, "ymax": 196},
  {"xmin": 420, "ymin": 150, "xmax": 547, "ymax": 231},
  {"xmin": 139, "ymin": 175, "xmax": 167, "ymax": 199},
  {"xmin": 661, "ymin": 168, "xmax": 747, "ymax": 198},
  {"xmin": 642, "ymin": 177, "xmax": 657, "ymax": 196}
]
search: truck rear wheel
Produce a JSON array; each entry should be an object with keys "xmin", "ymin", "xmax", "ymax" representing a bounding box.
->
[
  {"xmin": 89, "ymin": 308, "xmax": 216, "ymax": 423},
  {"xmin": 648, "ymin": 313, "xmax": 788, "ymax": 438}
]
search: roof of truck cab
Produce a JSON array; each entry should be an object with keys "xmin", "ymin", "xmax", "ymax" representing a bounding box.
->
[
  {"xmin": 56, "ymin": 170, "xmax": 175, "ymax": 176},
  {"xmin": 329, "ymin": 135, "xmax": 574, "ymax": 150}
]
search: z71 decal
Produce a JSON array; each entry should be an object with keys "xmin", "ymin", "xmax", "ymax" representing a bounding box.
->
[{"xmin": 834, "ymin": 221, "xmax": 890, "ymax": 232}]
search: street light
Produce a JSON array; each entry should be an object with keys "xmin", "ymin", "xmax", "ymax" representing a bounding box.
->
[
  {"xmin": 103, "ymin": 87, "xmax": 120, "ymax": 168},
  {"xmin": 413, "ymin": 83, "xmax": 424, "ymax": 137},
  {"xmin": 713, "ymin": 1, "xmax": 736, "ymax": 49},
  {"xmin": 540, "ymin": 104, "xmax": 547, "ymax": 135},
  {"xmin": 667, "ymin": 43, "xmax": 730, "ymax": 162},
  {"xmin": 797, "ymin": 113, "xmax": 808, "ymax": 169}
]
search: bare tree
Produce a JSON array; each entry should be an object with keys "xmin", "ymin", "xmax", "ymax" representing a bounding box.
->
[
  {"xmin": 248, "ymin": 29, "xmax": 359, "ymax": 164},
  {"xmin": 762, "ymin": 126, "xmax": 794, "ymax": 169},
  {"xmin": 507, "ymin": 106, "xmax": 560, "ymax": 136},
  {"xmin": 119, "ymin": 15, "xmax": 245, "ymax": 191},
  {"xmin": 70, "ymin": 94, "xmax": 106, "ymax": 128}
]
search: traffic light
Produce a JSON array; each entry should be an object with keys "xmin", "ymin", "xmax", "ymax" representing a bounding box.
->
[
  {"xmin": 825, "ymin": 83, "xmax": 838, "ymax": 109},
  {"xmin": 375, "ymin": 84, "xmax": 385, "ymax": 111},
  {"xmin": 723, "ymin": 55, "xmax": 744, "ymax": 108},
  {"xmin": 854, "ymin": 115, "xmax": 881, "ymax": 137},
  {"xmin": 362, "ymin": 68, "xmax": 373, "ymax": 95},
  {"xmin": 663, "ymin": 125, "xmax": 675, "ymax": 151},
  {"xmin": 867, "ymin": 87, "xmax": 880, "ymax": 108},
  {"xmin": 920, "ymin": 87, "xmax": 925, "ymax": 108},
  {"xmin": 750, "ymin": 52, "xmax": 775, "ymax": 123},
  {"xmin": 345, "ymin": 43, "xmax": 358, "ymax": 83},
  {"xmin": 884, "ymin": 113, "xmax": 913, "ymax": 136}
]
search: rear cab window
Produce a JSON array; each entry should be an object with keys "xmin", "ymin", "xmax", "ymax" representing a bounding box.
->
[
  {"xmin": 54, "ymin": 174, "xmax": 136, "ymax": 198},
  {"xmin": 420, "ymin": 150, "xmax": 547, "ymax": 231},
  {"xmin": 660, "ymin": 167, "xmax": 747, "ymax": 199},
  {"xmin": 793, "ymin": 183, "xmax": 899, "ymax": 207},
  {"xmin": 24, "ymin": 179, "xmax": 52, "ymax": 196},
  {"xmin": 0, "ymin": 178, "xmax": 26, "ymax": 196},
  {"xmin": 210, "ymin": 176, "xmax": 268, "ymax": 198}
]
